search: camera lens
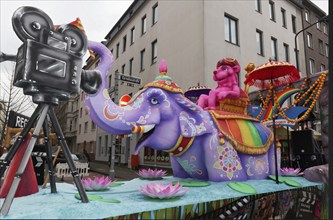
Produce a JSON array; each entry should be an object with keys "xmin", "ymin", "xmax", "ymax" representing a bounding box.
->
[{"xmin": 32, "ymin": 22, "xmax": 41, "ymax": 30}]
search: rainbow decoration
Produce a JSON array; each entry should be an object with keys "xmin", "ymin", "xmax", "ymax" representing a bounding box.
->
[
  {"xmin": 209, "ymin": 110, "xmax": 273, "ymax": 155},
  {"xmin": 262, "ymin": 88, "xmax": 300, "ymax": 120}
]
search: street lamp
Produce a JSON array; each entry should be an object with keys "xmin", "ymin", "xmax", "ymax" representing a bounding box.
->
[{"xmin": 294, "ymin": 15, "xmax": 329, "ymax": 71}]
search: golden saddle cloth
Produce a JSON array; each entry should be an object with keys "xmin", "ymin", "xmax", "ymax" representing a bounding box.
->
[
  {"xmin": 209, "ymin": 110, "xmax": 273, "ymax": 155},
  {"xmin": 218, "ymin": 89, "xmax": 249, "ymax": 114}
]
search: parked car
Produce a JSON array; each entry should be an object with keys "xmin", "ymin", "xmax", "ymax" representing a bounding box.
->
[{"xmin": 54, "ymin": 151, "xmax": 79, "ymax": 164}]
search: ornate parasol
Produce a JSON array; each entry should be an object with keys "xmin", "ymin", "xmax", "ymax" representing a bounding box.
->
[
  {"xmin": 244, "ymin": 60, "xmax": 300, "ymax": 89},
  {"xmin": 184, "ymin": 86, "xmax": 211, "ymax": 103},
  {"xmin": 244, "ymin": 60, "xmax": 300, "ymax": 184}
]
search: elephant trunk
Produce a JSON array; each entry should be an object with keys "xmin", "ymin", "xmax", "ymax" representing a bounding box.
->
[{"xmin": 84, "ymin": 41, "xmax": 134, "ymax": 135}]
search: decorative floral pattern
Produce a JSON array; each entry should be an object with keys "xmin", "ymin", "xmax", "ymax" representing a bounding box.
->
[
  {"xmin": 246, "ymin": 156, "xmax": 269, "ymax": 176},
  {"xmin": 213, "ymin": 143, "xmax": 242, "ymax": 180},
  {"xmin": 147, "ymin": 88, "xmax": 170, "ymax": 107},
  {"xmin": 176, "ymin": 157, "xmax": 203, "ymax": 175}
]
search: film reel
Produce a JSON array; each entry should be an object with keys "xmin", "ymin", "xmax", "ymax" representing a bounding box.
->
[
  {"xmin": 57, "ymin": 24, "xmax": 87, "ymax": 57},
  {"xmin": 12, "ymin": 6, "xmax": 53, "ymax": 42}
]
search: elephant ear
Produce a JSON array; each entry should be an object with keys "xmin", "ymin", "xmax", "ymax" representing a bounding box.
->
[{"xmin": 176, "ymin": 96, "xmax": 212, "ymax": 137}]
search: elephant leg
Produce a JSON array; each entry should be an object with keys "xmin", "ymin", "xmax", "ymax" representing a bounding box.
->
[
  {"xmin": 205, "ymin": 141, "xmax": 247, "ymax": 181},
  {"xmin": 170, "ymin": 156, "xmax": 191, "ymax": 178},
  {"xmin": 268, "ymin": 143, "xmax": 281, "ymax": 176},
  {"xmin": 239, "ymin": 153, "xmax": 270, "ymax": 180}
]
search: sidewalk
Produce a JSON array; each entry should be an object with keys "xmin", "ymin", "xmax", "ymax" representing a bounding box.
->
[{"xmin": 89, "ymin": 161, "xmax": 139, "ymax": 181}]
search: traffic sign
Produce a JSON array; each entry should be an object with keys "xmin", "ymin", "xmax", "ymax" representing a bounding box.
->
[{"xmin": 119, "ymin": 74, "xmax": 141, "ymax": 84}]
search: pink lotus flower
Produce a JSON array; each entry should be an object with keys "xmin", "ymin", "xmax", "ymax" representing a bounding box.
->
[
  {"xmin": 79, "ymin": 176, "xmax": 113, "ymax": 191},
  {"xmin": 138, "ymin": 182, "xmax": 188, "ymax": 199},
  {"xmin": 280, "ymin": 167, "xmax": 301, "ymax": 176},
  {"xmin": 138, "ymin": 168, "xmax": 167, "ymax": 179}
]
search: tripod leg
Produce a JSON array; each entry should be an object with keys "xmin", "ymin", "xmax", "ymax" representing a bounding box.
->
[
  {"xmin": 0, "ymin": 104, "xmax": 49, "ymax": 215},
  {"xmin": 48, "ymin": 107, "xmax": 88, "ymax": 203},
  {"xmin": 0, "ymin": 104, "xmax": 44, "ymax": 178},
  {"xmin": 42, "ymin": 117, "xmax": 57, "ymax": 193}
]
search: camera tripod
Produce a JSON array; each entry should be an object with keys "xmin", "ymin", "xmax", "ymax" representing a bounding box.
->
[{"xmin": 0, "ymin": 103, "xmax": 88, "ymax": 215}]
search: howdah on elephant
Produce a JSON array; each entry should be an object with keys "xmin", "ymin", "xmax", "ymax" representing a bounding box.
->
[{"xmin": 86, "ymin": 41, "xmax": 280, "ymax": 182}]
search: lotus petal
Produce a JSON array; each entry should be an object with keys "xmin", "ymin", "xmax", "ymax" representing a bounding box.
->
[
  {"xmin": 280, "ymin": 167, "xmax": 301, "ymax": 176},
  {"xmin": 76, "ymin": 176, "xmax": 113, "ymax": 191},
  {"xmin": 138, "ymin": 182, "xmax": 188, "ymax": 199},
  {"xmin": 138, "ymin": 168, "xmax": 167, "ymax": 179}
]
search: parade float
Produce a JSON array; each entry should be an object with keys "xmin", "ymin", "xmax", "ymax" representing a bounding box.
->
[{"xmin": 0, "ymin": 6, "xmax": 327, "ymax": 219}]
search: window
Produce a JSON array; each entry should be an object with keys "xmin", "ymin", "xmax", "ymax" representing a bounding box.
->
[
  {"xmin": 116, "ymin": 43, "xmax": 119, "ymax": 58},
  {"xmin": 140, "ymin": 49, "xmax": 145, "ymax": 71},
  {"xmin": 291, "ymin": 15, "xmax": 296, "ymax": 34},
  {"xmin": 151, "ymin": 39, "xmax": 157, "ymax": 64},
  {"xmin": 316, "ymin": 18, "xmax": 321, "ymax": 30},
  {"xmin": 309, "ymin": 59, "xmax": 315, "ymax": 74},
  {"xmin": 323, "ymin": 23, "xmax": 327, "ymax": 34},
  {"xmin": 256, "ymin": 29, "xmax": 264, "ymax": 55},
  {"xmin": 129, "ymin": 58, "xmax": 134, "ymax": 76},
  {"xmin": 98, "ymin": 136, "xmax": 102, "ymax": 156},
  {"xmin": 80, "ymin": 107, "xmax": 82, "ymax": 117},
  {"xmin": 84, "ymin": 122, "xmax": 88, "ymax": 133},
  {"xmin": 224, "ymin": 14, "xmax": 238, "ymax": 45},
  {"xmin": 122, "ymin": 64, "xmax": 125, "ymax": 74},
  {"xmin": 325, "ymin": 44, "xmax": 329, "ymax": 57},
  {"xmin": 319, "ymin": 40, "xmax": 324, "ymax": 54},
  {"xmin": 108, "ymin": 74, "xmax": 112, "ymax": 88},
  {"xmin": 69, "ymin": 120, "xmax": 72, "ymax": 131},
  {"xmin": 152, "ymin": 3, "xmax": 158, "ymax": 25},
  {"xmin": 123, "ymin": 35, "xmax": 127, "ymax": 53},
  {"xmin": 79, "ymin": 124, "xmax": 81, "ymax": 134},
  {"xmin": 255, "ymin": 0, "xmax": 261, "ymax": 12},
  {"xmin": 105, "ymin": 135, "xmax": 108, "ymax": 155},
  {"xmin": 271, "ymin": 37, "xmax": 277, "ymax": 61},
  {"xmin": 90, "ymin": 141, "xmax": 94, "ymax": 154},
  {"xmin": 306, "ymin": 33, "xmax": 312, "ymax": 48},
  {"xmin": 283, "ymin": 43, "xmax": 289, "ymax": 62},
  {"xmin": 305, "ymin": 11, "xmax": 310, "ymax": 22},
  {"xmin": 141, "ymin": 15, "xmax": 147, "ymax": 35},
  {"xmin": 269, "ymin": 1, "xmax": 275, "ymax": 21},
  {"xmin": 281, "ymin": 8, "xmax": 286, "ymax": 28},
  {"xmin": 320, "ymin": 64, "xmax": 326, "ymax": 71},
  {"xmin": 130, "ymin": 27, "xmax": 135, "ymax": 44},
  {"xmin": 91, "ymin": 121, "xmax": 96, "ymax": 131}
]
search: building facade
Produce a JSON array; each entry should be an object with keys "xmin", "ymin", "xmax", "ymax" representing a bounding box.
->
[
  {"xmin": 54, "ymin": 95, "xmax": 79, "ymax": 152},
  {"xmin": 82, "ymin": 0, "xmax": 327, "ymax": 167},
  {"xmin": 300, "ymin": 0, "xmax": 329, "ymax": 75},
  {"xmin": 75, "ymin": 91, "xmax": 97, "ymax": 158}
]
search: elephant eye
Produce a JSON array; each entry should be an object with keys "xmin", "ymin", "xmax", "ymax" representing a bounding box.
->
[{"xmin": 150, "ymin": 97, "xmax": 159, "ymax": 105}]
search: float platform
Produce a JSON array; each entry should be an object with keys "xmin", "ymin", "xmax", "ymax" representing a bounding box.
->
[{"xmin": 0, "ymin": 176, "xmax": 325, "ymax": 219}]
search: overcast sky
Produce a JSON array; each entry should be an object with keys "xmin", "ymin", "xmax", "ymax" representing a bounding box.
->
[{"xmin": 0, "ymin": 0, "xmax": 328, "ymax": 115}]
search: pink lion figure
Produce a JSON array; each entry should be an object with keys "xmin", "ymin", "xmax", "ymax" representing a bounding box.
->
[{"xmin": 198, "ymin": 58, "xmax": 241, "ymax": 110}]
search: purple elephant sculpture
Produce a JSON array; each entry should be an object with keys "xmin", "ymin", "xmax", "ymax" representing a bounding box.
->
[{"xmin": 85, "ymin": 42, "xmax": 280, "ymax": 182}]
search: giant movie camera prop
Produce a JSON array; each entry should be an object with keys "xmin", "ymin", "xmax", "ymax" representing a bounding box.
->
[
  {"xmin": 0, "ymin": 6, "xmax": 105, "ymax": 214},
  {"xmin": 6, "ymin": 6, "xmax": 100, "ymax": 103}
]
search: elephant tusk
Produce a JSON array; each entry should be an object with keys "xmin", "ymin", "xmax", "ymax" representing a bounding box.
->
[{"xmin": 132, "ymin": 124, "xmax": 155, "ymax": 134}]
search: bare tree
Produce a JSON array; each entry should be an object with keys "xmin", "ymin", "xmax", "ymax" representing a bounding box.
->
[{"xmin": 0, "ymin": 65, "xmax": 36, "ymax": 145}]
